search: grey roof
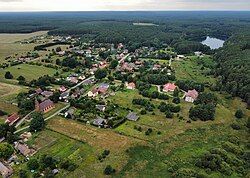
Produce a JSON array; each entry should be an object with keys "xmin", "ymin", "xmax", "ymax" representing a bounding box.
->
[
  {"xmin": 41, "ymin": 91, "xmax": 53, "ymax": 97},
  {"xmin": 96, "ymin": 105, "xmax": 106, "ymax": 112},
  {"xmin": 126, "ymin": 112, "xmax": 139, "ymax": 121},
  {"xmin": 60, "ymin": 92, "xmax": 69, "ymax": 98},
  {"xmin": 93, "ymin": 117, "xmax": 106, "ymax": 126},
  {"xmin": 99, "ymin": 83, "xmax": 109, "ymax": 89}
]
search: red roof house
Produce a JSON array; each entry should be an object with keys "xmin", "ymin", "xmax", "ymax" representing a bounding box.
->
[
  {"xmin": 127, "ymin": 82, "xmax": 136, "ymax": 90},
  {"xmin": 185, "ymin": 89, "xmax": 199, "ymax": 103},
  {"xmin": 5, "ymin": 113, "xmax": 20, "ymax": 126},
  {"xmin": 163, "ymin": 83, "xmax": 177, "ymax": 92}
]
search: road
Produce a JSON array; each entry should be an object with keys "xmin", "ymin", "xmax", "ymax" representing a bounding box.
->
[
  {"xmin": 14, "ymin": 75, "xmax": 94, "ymax": 134},
  {"xmin": 66, "ymin": 75, "xmax": 95, "ymax": 93},
  {"xmin": 14, "ymin": 104, "xmax": 70, "ymax": 134}
]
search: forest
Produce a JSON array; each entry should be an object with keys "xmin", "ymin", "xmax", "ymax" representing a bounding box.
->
[{"xmin": 0, "ymin": 11, "xmax": 249, "ymax": 105}]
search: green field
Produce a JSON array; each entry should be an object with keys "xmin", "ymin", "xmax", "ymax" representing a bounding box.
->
[
  {"xmin": 0, "ymin": 63, "xmax": 57, "ymax": 82},
  {"xmin": 172, "ymin": 56, "xmax": 216, "ymax": 84}
]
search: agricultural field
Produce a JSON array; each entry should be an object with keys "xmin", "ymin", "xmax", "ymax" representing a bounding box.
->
[
  {"xmin": 0, "ymin": 63, "xmax": 57, "ymax": 82},
  {"xmin": 0, "ymin": 31, "xmax": 48, "ymax": 63}
]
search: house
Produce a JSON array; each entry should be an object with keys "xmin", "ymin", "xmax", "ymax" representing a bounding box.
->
[
  {"xmin": 126, "ymin": 112, "xmax": 139, "ymax": 121},
  {"xmin": 35, "ymin": 99, "xmax": 55, "ymax": 113},
  {"xmin": 88, "ymin": 88, "xmax": 98, "ymax": 97},
  {"xmin": 59, "ymin": 86, "xmax": 67, "ymax": 93},
  {"xmin": 163, "ymin": 83, "xmax": 177, "ymax": 92},
  {"xmin": 92, "ymin": 117, "xmax": 106, "ymax": 127},
  {"xmin": 57, "ymin": 51, "xmax": 66, "ymax": 56},
  {"xmin": 67, "ymin": 76, "xmax": 78, "ymax": 84},
  {"xmin": 52, "ymin": 169, "xmax": 59, "ymax": 175},
  {"xmin": 78, "ymin": 75, "xmax": 86, "ymax": 81},
  {"xmin": 153, "ymin": 64, "xmax": 161, "ymax": 70},
  {"xmin": 59, "ymin": 92, "xmax": 69, "ymax": 101},
  {"xmin": 35, "ymin": 88, "xmax": 43, "ymax": 95},
  {"xmin": 185, "ymin": 89, "xmax": 199, "ymax": 103},
  {"xmin": 14, "ymin": 142, "xmax": 35, "ymax": 157},
  {"xmin": 99, "ymin": 83, "xmax": 109, "ymax": 89},
  {"xmin": 96, "ymin": 105, "xmax": 106, "ymax": 112},
  {"xmin": 126, "ymin": 82, "xmax": 136, "ymax": 90},
  {"xmin": 64, "ymin": 108, "xmax": 75, "ymax": 119},
  {"xmin": 0, "ymin": 162, "xmax": 13, "ymax": 178},
  {"xmin": 177, "ymin": 55, "xmax": 185, "ymax": 60},
  {"xmin": 19, "ymin": 132, "xmax": 32, "ymax": 142},
  {"xmin": 194, "ymin": 51, "xmax": 202, "ymax": 56},
  {"xmin": 5, "ymin": 113, "xmax": 20, "ymax": 126},
  {"xmin": 41, "ymin": 91, "xmax": 54, "ymax": 98}
]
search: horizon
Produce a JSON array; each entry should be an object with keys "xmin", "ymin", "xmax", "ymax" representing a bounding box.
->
[{"xmin": 1, "ymin": 0, "xmax": 250, "ymax": 12}]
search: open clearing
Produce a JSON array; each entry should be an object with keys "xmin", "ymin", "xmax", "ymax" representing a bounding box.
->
[
  {"xmin": 0, "ymin": 63, "xmax": 57, "ymax": 82},
  {"xmin": 0, "ymin": 31, "xmax": 47, "ymax": 63},
  {"xmin": 133, "ymin": 23, "xmax": 159, "ymax": 26}
]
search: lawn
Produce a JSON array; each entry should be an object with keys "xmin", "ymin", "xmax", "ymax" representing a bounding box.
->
[{"xmin": 0, "ymin": 63, "xmax": 57, "ymax": 82}]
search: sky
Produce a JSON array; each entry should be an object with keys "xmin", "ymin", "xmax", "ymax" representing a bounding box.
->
[{"xmin": 0, "ymin": 0, "xmax": 250, "ymax": 11}]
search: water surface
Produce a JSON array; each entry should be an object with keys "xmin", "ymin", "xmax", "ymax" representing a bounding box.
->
[{"xmin": 202, "ymin": 36, "xmax": 225, "ymax": 49}]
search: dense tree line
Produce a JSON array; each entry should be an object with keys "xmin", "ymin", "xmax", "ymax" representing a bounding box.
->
[{"xmin": 213, "ymin": 33, "xmax": 250, "ymax": 107}]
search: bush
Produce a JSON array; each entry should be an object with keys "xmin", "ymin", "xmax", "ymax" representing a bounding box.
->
[
  {"xmin": 140, "ymin": 109, "xmax": 147, "ymax": 115},
  {"xmin": 5, "ymin": 71, "xmax": 13, "ymax": 79},
  {"xmin": 235, "ymin": 109, "xmax": 243, "ymax": 119},
  {"xmin": 231, "ymin": 123, "xmax": 241, "ymax": 130},
  {"xmin": 60, "ymin": 159, "xmax": 77, "ymax": 171},
  {"xmin": 104, "ymin": 165, "xmax": 116, "ymax": 175},
  {"xmin": 166, "ymin": 111, "xmax": 174, "ymax": 119},
  {"xmin": 172, "ymin": 97, "xmax": 180, "ymax": 104},
  {"xmin": 145, "ymin": 128, "xmax": 153, "ymax": 135},
  {"xmin": 27, "ymin": 158, "xmax": 40, "ymax": 170}
]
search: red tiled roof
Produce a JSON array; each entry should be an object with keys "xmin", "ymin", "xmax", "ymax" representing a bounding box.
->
[
  {"xmin": 163, "ymin": 83, "xmax": 177, "ymax": 91},
  {"xmin": 6, "ymin": 113, "xmax": 20, "ymax": 124},
  {"xmin": 185, "ymin": 89, "xmax": 199, "ymax": 99}
]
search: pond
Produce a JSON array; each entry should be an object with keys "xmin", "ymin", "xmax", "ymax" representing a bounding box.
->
[{"xmin": 202, "ymin": 36, "xmax": 225, "ymax": 49}]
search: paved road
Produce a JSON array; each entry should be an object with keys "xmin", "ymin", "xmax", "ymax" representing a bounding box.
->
[{"xmin": 66, "ymin": 75, "xmax": 95, "ymax": 93}]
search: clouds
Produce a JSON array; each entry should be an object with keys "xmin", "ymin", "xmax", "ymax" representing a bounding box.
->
[{"xmin": 0, "ymin": 0, "xmax": 249, "ymax": 11}]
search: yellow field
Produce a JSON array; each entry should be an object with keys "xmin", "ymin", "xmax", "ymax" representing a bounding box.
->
[{"xmin": 0, "ymin": 31, "xmax": 48, "ymax": 63}]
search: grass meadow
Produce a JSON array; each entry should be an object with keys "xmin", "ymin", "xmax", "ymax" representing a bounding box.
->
[{"xmin": 0, "ymin": 63, "xmax": 57, "ymax": 82}]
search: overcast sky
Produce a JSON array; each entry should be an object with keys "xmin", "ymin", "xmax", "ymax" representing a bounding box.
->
[{"xmin": 0, "ymin": 0, "xmax": 250, "ymax": 11}]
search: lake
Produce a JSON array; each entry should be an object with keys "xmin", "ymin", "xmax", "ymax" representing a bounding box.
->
[{"xmin": 202, "ymin": 36, "xmax": 225, "ymax": 49}]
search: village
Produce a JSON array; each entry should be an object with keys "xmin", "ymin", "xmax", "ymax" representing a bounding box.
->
[{"xmin": 0, "ymin": 33, "xmax": 219, "ymax": 178}]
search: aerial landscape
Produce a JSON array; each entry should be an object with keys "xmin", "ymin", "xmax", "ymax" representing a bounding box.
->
[{"xmin": 0, "ymin": 0, "xmax": 249, "ymax": 178}]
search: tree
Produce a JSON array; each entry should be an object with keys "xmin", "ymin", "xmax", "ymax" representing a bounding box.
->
[
  {"xmin": 27, "ymin": 158, "xmax": 40, "ymax": 170},
  {"xmin": 29, "ymin": 112, "xmax": 45, "ymax": 132},
  {"xmin": 109, "ymin": 60, "xmax": 118, "ymax": 69},
  {"xmin": 0, "ymin": 143, "xmax": 14, "ymax": 160},
  {"xmin": 235, "ymin": 109, "xmax": 243, "ymax": 119},
  {"xmin": 56, "ymin": 46, "xmax": 62, "ymax": 52},
  {"xmin": 95, "ymin": 69, "xmax": 107, "ymax": 79},
  {"xmin": 104, "ymin": 165, "xmax": 116, "ymax": 175},
  {"xmin": 19, "ymin": 170, "xmax": 28, "ymax": 178},
  {"xmin": 17, "ymin": 75, "xmax": 26, "ymax": 85},
  {"xmin": 17, "ymin": 75, "xmax": 25, "ymax": 81},
  {"xmin": 172, "ymin": 97, "xmax": 180, "ymax": 104},
  {"xmin": 5, "ymin": 71, "xmax": 13, "ymax": 79},
  {"xmin": 49, "ymin": 91, "xmax": 60, "ymax": 103}
]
